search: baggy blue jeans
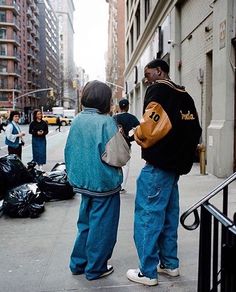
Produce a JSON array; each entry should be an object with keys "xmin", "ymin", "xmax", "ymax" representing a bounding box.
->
[
  {"xmin": 134, "ymin": 163, "xmax": 179, "ymax": 279},
  {"xmin": 70, "ymin": 193, "xmax": 120, "ymax": 280}
]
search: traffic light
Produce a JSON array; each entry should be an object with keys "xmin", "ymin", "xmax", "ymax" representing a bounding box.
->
[{"xmin": 49, "ymin": 89, "xmax": 54, "ymax": 97}]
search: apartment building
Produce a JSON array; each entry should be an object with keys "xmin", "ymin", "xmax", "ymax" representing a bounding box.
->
[
  {"xmin": 50, "ymin": 0, "xmax": 76, "ymax": 109},
  {"xmin": 0, "ymin": 0, "xmax": 21, "ymax": 109},
  {"xmin": 125, "ymin": 0, "xmax": 236, "ymax": 177},
  {"xmin": 38, "ymin": 0, "xmax": 60, "ymax": 111},
  {"xmin": 0, "ymin": 0, "xmax": 40, "ymax": 119},
  {"xmin": 106, "ymin": 0, "xmax": 125, "ymax": 104}
]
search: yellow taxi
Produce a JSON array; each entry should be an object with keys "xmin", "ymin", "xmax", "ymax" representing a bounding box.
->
[{"xmin": 42, "ymin": 114, "xmax": 71, "ymax": 126}]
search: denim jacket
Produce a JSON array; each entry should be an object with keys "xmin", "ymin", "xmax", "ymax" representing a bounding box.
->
[
  {"xmin": 64, "ymin": 108, "xmax": 123, "ymax": 196},
  {"xmin": 5, "ymin": 122, "xmax": 20, "ymax": 148}
]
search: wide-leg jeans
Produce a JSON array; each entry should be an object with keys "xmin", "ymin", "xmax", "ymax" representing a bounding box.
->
[
  {"xmin": 134, "ymin": 163, "xmax": 179, "ymax": 279},
  {"xmin": 70, "ymin": 192, "xmax": 120, "ymax": 280}
]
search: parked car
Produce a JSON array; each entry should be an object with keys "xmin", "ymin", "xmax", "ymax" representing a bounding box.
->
[{"xmin": 42, "ymin": 114, "xmax": 70, "ymax": 126}]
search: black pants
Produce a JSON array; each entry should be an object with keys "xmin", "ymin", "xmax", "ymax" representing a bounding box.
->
[{"xmin": 8, "ymin": 145, "xmax": 22, "ymax": 160}]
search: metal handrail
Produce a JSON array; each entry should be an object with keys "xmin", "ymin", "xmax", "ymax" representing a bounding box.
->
[
  {"xmin": 204, "ymin": 203, "xmax": 236, "ymax": 234},
  {"xmin": 180, "ymin": 172, "xmax": 236, "ymax": 230}
]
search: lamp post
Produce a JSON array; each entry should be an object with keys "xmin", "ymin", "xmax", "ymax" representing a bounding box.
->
[
  {"xmin": 105, "ymin": 81, "xmax": 125, "ymax": 106},
  {"xmin": 105, "ymin": 81, "xmax": 124, "ymax": 90}
]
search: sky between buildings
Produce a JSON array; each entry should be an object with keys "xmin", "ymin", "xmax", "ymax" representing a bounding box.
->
[{"xmin": 74, "ymin": 0, "xmax": 109, "ymax": 81}]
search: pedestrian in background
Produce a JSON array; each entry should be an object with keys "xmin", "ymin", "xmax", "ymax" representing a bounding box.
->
[
  {"xmin": 126, "ymin": 59, "xmax": 202, "ymax": 286},
  {"xmin": 65, "ymin": 80, "xmax": 129, "ymax": 281},
  {"xmin": 55, "ymin": 116, "xmax": 61, "ymax": 132},
  {"xmin": 114, "ymin": 99, "xmax": 139, "ymax": 193},
  {"xmin": 0, "ymin": 115, "xmax": 5, "ymax": 133},
  {"xmin": 29, "ymin": 109, "xmax": 48, "ymax": 171},
  {"xmin": 5, "ymin": 111, "xmax": 25, "ymax": 159}
]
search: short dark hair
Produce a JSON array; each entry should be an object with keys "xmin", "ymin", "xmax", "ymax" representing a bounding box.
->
[
  {"xmin": 33, "ymin": 109, "xmax": 42, "ymax": 121},
  {"xmin": 119, "ymin": 99, "xmax": 129, "ymax": 110},
  {"xmin": 145, "ymin": 59, "xmax": 169, "ymax": 73},
  {"xmin": 9, "ymin": 111, "xmax": 20, "ymax": 121},
  {"xmin": 81, "ymin": 80, "xmax": 112, "ymax": 114}
]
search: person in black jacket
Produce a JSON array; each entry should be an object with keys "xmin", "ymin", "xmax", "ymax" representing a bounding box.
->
[
  {"xmin": 55, "ymin": 116, "xmax": 62, "ymax": 132},
  {"xmin": 126, "ymin": 59, "xmax": 202, "ymax": 286},
  {"xmin": 29, "ymin": 109, "xmax": 48, "ymax": 170},
  {"xmin": 114, "ymin": 99, "xmax": 139, "ymax": 193}
]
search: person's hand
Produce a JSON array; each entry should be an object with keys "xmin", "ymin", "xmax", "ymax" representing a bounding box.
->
[
  {"xmin": 19, "ymin": 132, "xmax": 25, "ymax": 137},
  {"xmin": 37, "ymin": 130, "xmax": 43, "ymax": 135}
]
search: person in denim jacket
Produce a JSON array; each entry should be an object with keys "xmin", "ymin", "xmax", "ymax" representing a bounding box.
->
[
  {"xmin": 5, "ymin": 111, "xmax": 25, "ymax": 159},
  {"xmin": 65, "ymin": 80, "xmax": 129, "ymax": 281}
]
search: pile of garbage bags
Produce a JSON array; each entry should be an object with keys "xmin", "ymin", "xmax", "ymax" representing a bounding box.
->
[{"xmin": 0, "ymin": 155, "xmax": 74, "ymax": 218}]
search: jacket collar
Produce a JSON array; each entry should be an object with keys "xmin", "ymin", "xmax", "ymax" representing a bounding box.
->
[{"xmin": 83, "ymin": 107, "xmax": 101, "ymax": 114}]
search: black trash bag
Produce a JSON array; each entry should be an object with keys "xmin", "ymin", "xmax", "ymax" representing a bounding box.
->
[
  {"xmin": 0, "ymin": 155, "xmax": 33, "ymax": 192},
  {"xmin": 37, "ymin": 170, "xmax": 74, "ymax": 201},
  {"xmin": 51, "ymin": 162, "xmax": 66, "ymax": 172},
  {"xmin": 26, "ymin": 160, "xmax": 45, "ymax": 183},
  {"xmin": 3, "ymin": 183, "xmax": 45, "ymax": 218},
  {"xmin": 0, "ymin": 170, "xmax": 6, "ymax": 200}
]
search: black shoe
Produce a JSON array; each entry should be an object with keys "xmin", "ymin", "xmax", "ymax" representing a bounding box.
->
[
  {"xmin": 71, "ymin": 270, "xmax": 84, "ymax": 275},
  {"xmin": 98, "ymin": 265, "xmax": 114, "ymax": 278}
]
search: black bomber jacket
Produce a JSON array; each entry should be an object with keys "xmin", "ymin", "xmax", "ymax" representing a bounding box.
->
[{"xmin": 137, "ymin": 80, "xmax": 202, "ymax": 175}]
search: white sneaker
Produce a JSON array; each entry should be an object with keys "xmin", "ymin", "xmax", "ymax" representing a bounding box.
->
[
  {"xmin": 157, "ymin": 265, "xmax": 180, "ymax": 277},
  {"xmin": 120, "ymin": 188, "xmax": 127, "ymax": 194},
  {"xmin": 126, "ymin": 269, "xmax": 158, "ymax": 286}
]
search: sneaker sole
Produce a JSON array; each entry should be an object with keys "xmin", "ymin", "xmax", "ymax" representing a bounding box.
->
[
  {"xmin": 158, "ymin": 268, "xmax": 179, "ymax": 277},
  {"xmin": 98, "ymin": 266, "xmax": 114, "ymax": 278},
  {"xmin": 127, "ymin": 274, "xmax": 158, "ymax": 286}
]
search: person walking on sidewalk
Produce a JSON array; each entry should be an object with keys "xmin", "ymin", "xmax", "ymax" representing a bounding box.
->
[
  {"xmin": 114, "ymin": 99, "xmax": 139, "ymax": 193},
  {"xmin": 55, "ymin": 116, "xmax": 61, "ymax": 132},
  {"xmin": 29, "ymin": 109, "xmax": 48, "ymax": 171},
  {"xmin": 5, "ymin": 111, "xmax": 25, "ymax": 159},
  {"xmin": 126, "ymin": 59, "xmax": 202, "ymax": 286},
  {"xmin": 65, "ymin": 80, "xmax": 130, "ymax": 281}
]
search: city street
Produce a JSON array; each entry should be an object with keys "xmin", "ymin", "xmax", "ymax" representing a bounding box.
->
[
  {"xmin": 0, "ymin": 124, "xmax": 69, "ymax": 169},
  {"xmin": 0, "ymin": 127, "xmax": 235, "ymax": 292}
]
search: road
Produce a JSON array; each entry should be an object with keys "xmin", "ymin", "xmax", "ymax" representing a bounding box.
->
[{"xmin": 0, "ymin": 124, "xmax": 70, "ymax": 170}]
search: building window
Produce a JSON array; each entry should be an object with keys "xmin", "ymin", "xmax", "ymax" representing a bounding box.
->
[
  {"xmin": 130, "ymin": 25, "xmax": 134, "ymax": 53},
  {"xmin": 0, "ymin": 92, "xmax": 8, "ymax": 101},
  {"xmin": 0, "ymin": 11, "xmax": 6, "ymax": 22},
  {"xmin": 0, "ymin": 77, "xmax": 8, "ymax": 88},
  {"xmin": 0, "ymin": 60, "xmax": 7, "ymax": 72},
  {"xmin": 135, "ymin": 4, "xmax": 140, "ymax": 40},
  {"xmin": 145, "ymin": 0, "xmax": 150, "ymax": 21},
  {"xmin": 0, "ymin": 28, "xmax": 6, "ymax": 39},
  {"xmin": 126, "ymin": 0, "xmax": 129, "ymax": 22},
  {"xmin": 126, "ymin": 40, "xmax": 129, "ymax": 62},
  {"xmin": 0, "ymin": 44, "xmax": 7, "ymax": 55}
]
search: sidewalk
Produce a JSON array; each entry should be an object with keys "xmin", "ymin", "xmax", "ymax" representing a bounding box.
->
[{"xmin": 0, "ymin": 136, "xmax": 235, "ymax": 292}]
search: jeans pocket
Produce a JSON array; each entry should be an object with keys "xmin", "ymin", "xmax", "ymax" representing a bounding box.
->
[{"xmin": 148, "ymin": 187, "xmax": 161, "ymax": 200}]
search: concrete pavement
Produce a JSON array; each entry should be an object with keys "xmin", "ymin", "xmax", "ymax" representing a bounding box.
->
[{"xmin": 0, "ymin": 129, "xmax": 235, "ymax": 292}]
